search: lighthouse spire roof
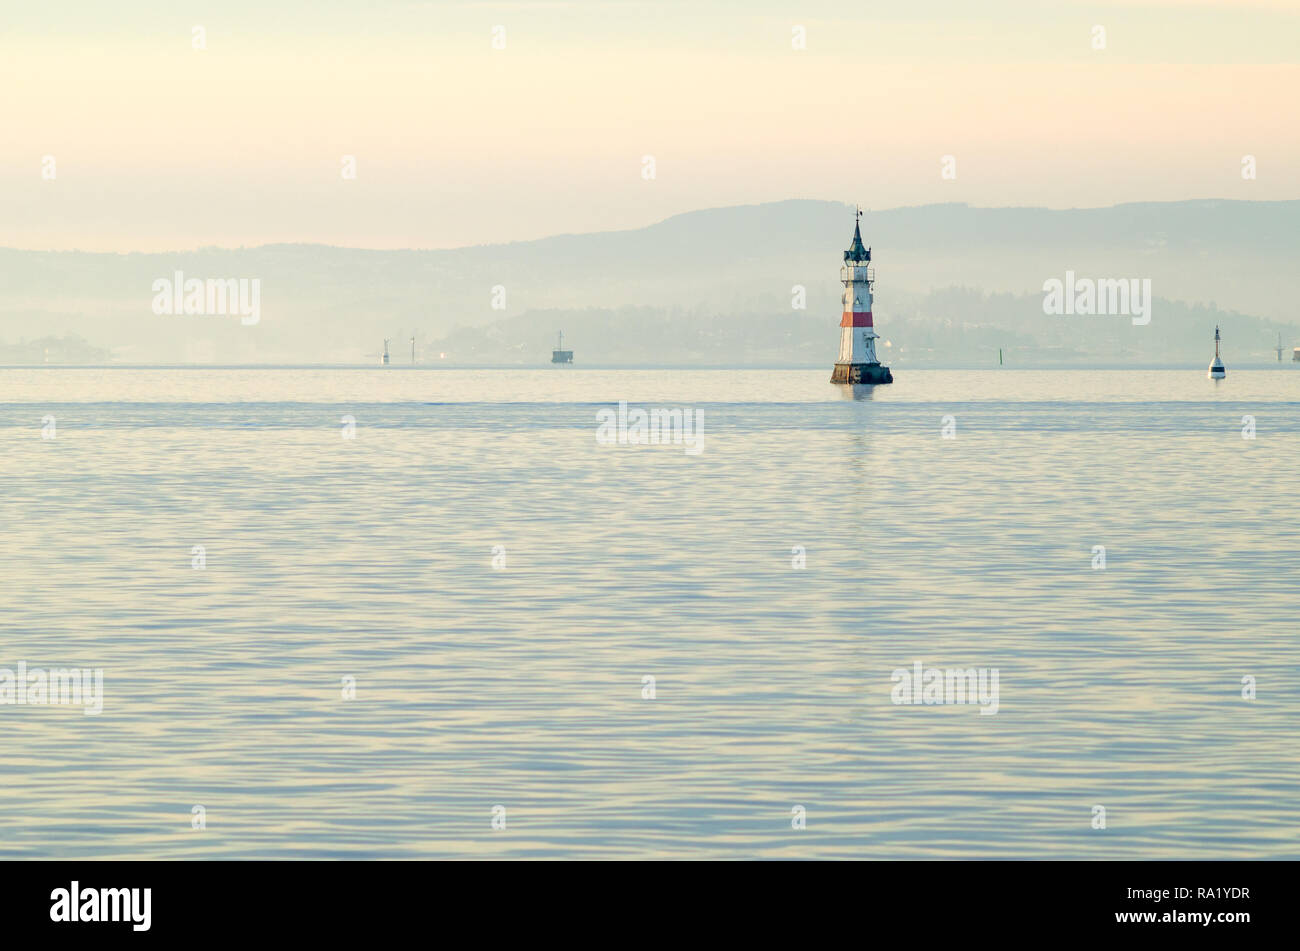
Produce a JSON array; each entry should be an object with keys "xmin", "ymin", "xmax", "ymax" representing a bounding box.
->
[{"xmin": 844, "ymin": 206, "xmax": 870, "ymax": 262}]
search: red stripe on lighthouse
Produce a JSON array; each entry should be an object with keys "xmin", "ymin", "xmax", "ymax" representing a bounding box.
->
[{"xmin": 840, "ymin": 311, "xmax": 873, "ymax": 327}]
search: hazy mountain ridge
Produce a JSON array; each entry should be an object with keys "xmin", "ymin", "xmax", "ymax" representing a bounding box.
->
[{"xmin": 1, "ymin": 199, "xmax": 1296, "ymax": 364}]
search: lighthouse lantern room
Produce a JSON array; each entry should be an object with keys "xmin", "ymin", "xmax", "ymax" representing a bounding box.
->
[{"xmin": 830, "ymin": 208, "xmax": 893, "ymax": 385}]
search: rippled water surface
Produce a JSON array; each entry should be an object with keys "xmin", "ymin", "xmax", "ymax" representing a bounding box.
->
[{"xmin": 2, "ymin": 368, "xmax": 1298, "ymax": 859}]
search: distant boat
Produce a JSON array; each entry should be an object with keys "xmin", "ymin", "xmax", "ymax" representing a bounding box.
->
[
  {"xmin": 1293, "ymin": 347, "xmax": 1300, "ymax": 363},
  {"xmin": 551, "ymin": 331, "xmax": 573, "ymax": 364}
]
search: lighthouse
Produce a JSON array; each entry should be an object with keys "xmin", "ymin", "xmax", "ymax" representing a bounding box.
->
[
  {"xmin": 1208, "ymin": 325, "xmax": 1226, "ymax": 379},
  {"xmin": 830, "ymin": 209, "xmax": 893, "ymax": 385}
]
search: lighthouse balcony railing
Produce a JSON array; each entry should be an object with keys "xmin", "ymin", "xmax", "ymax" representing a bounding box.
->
[{"xmin": 841, "ymin": 266, "xmax": 875, "ymax": 283}]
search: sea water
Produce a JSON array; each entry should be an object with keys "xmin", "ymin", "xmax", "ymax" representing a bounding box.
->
[{"xmin": 1, "ymin": 367, "xmax": 1297, "ymax": 858}]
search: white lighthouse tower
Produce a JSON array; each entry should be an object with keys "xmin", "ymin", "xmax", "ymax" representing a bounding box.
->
[
  {"xmin": 830, "ymin": 208, "xmax": 893, "ymax": 384},
  {"xmin": 1208, "ymin": 325, "xmax": 1226, "ymax": 379}
]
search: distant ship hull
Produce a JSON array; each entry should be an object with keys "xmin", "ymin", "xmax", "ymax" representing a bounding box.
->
[{"xmin": 551, "ymin": 350, "xmax": 573, "ymax": 364}]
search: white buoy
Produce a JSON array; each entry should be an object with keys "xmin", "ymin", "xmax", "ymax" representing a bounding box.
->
[{"xmin": 1207, "ymin": 325, "xmax": 1226, "ymax": 379}]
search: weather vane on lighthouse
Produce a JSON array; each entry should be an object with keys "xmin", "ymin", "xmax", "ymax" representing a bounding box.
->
[{"xmin": 830, "ymin": 206, "xmax": 893, "ymax": 385}]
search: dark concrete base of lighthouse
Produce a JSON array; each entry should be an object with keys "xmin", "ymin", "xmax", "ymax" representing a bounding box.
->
[{"xmin": 831, "ymin": 362, "xmax": 893, "ymax": 385}]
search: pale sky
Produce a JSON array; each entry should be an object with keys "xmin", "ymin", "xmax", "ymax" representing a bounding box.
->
[{"xmin": 3, "ymin": 0, "xmax": 1297, "ymax": 251}]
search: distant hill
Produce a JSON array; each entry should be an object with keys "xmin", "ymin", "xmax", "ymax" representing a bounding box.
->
[
  {"xmin": 0, "ymin": 199, "xmax": 1296, "ymax": 364},
  {"xmin": 430, "ymin": 291, "xmax": 1287, "ymax": 368},
  {"xmin": 0, "ymin": 334, "xmax": 111, "ymax": 365}
]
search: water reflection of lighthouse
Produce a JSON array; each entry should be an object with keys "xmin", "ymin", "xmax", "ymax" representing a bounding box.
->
[{"xmin": 830, "ymin": 208, "xmax": 893, "ymax": 385}]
